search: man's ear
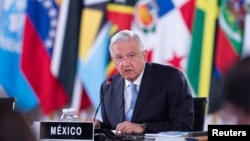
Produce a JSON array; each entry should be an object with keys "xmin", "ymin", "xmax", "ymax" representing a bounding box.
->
[
  {"xmin": 143, "ymin": 50, "xmax": 148, "ymax": 61},
  {"xmin": 110, "ymin": 55, "xmax": 114, "ymax": 61}
]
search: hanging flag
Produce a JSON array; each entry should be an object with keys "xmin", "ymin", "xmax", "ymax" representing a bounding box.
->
[
  {"xmin": 106, "ymin": 2, "xmax": 135, "ymax": 31},
  {"xmin": 76, "ymin": 1, "xmax": 115, "ymax": 110},
  {"xmin": 132, "ymin": 0, "xmax": 195, "ymax": 76},
  {"xmin": 214, "ymin": 0, "xmax": 245, "ymax": 77},
  {"xmin": 51, "ymin": 0, "xmax": 91, "ymax": 113},
  {"xmin": 105, "ymin": 1, "xmax": 135, "ymax": 77},
  {"xmin": 186, "ymin": 0, "xmax": 218, "ymax": 97},
  {"xmin": 21, "ymin": 0, "xmax": 68, "ymax": 115},
  {"xmin": 0, "ymin": 0, "xmax": 39, "ymax": 113},
  {"xmin": 209, "ymin": 0, "xmax": 246, "ymax": 113}
]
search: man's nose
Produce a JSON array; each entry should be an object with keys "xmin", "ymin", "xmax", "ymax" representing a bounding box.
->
[{"xmin": 121, "ymin": 57, "xmax": 130, "ymax": 65}]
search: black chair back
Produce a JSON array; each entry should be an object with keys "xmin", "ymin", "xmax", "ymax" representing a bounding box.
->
[
  {"xmin": 193, "ymin": 97, "xmax": 208, "ymax": 131},
  {"xmin": 0, "ymin": 97, "xmax": 16, "ymax": 111}
]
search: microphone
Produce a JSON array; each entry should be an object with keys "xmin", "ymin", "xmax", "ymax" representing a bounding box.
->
[{"xmin": 93, "ymin": 78, "xmax": 112, "ymax": 122}]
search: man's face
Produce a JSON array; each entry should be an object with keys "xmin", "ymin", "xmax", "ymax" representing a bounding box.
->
[{"xmin": 111, "ymin": 39, "xmax": 147, "ymax": 82}]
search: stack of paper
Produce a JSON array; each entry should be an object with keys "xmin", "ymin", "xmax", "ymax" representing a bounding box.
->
[{"xmin": 145, "ymin": 131, "xmax": 202, "ymax": 141}]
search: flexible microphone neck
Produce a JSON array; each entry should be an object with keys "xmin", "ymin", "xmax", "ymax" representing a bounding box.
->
[
  {"xmin": 93, "ymin": 102, "xmax": 101, "ymax": 122},
  {"xmin": 93, "ymin": 78, "xmax": 112, "ymax": 122}
]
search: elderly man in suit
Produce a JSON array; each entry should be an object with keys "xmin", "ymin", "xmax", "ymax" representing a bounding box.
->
[{"xmin": 95, "ymin": 30, "xmax": 194, "ymax": 134}]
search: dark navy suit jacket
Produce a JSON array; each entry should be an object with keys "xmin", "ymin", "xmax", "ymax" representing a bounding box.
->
[{"xmin": 99, "ymin": 62, "xmax": 194, "ymax": 133}]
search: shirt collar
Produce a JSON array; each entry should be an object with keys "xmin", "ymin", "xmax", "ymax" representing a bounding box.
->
[{"xmin": 125, "ymin": 66, "xmax": 145, "ymax": 88}]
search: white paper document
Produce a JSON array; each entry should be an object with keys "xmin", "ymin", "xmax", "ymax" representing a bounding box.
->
[
  {"xmin": 145, "ymin": 131, "xmax": 189, "ymax": 138},
  {"xmin": 144, "ymin": 131, "xmax": 190, "ymax": 140}
]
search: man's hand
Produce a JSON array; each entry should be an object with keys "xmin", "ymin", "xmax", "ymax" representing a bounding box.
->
[
  {"xmin": 93, "ymin": 119, "xmax": 100, "ymax": 128},
  {"xmin": 115, "ymin": 121, "xmax": 145, "ymax": 134}
]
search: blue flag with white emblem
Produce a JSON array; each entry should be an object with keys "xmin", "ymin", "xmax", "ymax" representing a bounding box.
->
[{"xmin": 0, "ymin": 0, "xmax": 39, "ymax": 113}]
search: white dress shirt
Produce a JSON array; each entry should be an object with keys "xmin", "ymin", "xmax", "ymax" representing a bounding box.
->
[{"xmin": 124, "ymin": 70, "xmax": 144, "ymax": 114}]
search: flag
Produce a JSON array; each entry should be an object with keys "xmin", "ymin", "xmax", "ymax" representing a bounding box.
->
[
  {"xmin": 76, "ymin": 1, "xmax": 112, "ymax": 110},
  {"xmin": 106, "ymin": 2, "xmax": 135, "ymax": 31},
  {"xmin": 0, "ymin": 0, "xmax": 39, "ymax": 113},
  {"xmin": 105, "ymin": 1, "xmax": 135, "ymax": 77},
  {"xmin": 209, "ymin": 0, "xmax": 246, "ymax": 113},
  {"xmin": 214, "ymin": 0, "xmax": 245, "ymax": 77},
  {"xmin": 132, "ymin": 0, "xmax": 195, "ymax": 74},
  {"xmin": 51, "ymin": 0, "xmax": 91, "ymax": 113},
  {"xmin": 21, "ymin": 0, "xmax": 68, "ymax": 115},
  {"xmin": 186, "ymin": 0, "xmax": 218, "ymax": 97}
]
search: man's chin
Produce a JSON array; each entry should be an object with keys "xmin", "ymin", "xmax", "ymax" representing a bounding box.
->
[{"xmin": 123, "ymin": 76, "xmax": 135, "ymax": 82}]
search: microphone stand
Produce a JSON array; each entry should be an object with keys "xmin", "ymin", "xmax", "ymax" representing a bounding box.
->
[{"xmin": 93, "ymin": 78, "xmax": 112, "ymax": 122}]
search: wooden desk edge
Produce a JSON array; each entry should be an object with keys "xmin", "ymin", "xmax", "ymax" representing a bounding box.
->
[{"xmin": 186, "ymin": 136, "xmax": 208, "ymax": 141}]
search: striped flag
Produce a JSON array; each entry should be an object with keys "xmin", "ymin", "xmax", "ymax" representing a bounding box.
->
[
  {"xmin": 51, "ymin": 0, "xmax": 91, "ymax": 113},
  {"xmin": 186, "ymin": 0, "xmax": 218, "ymax": 97},
  {"xmin": 106, "ymin": 1, "xmax": 135, "ymax": 77},
  {"xmin": 21, "ymin": 0, "xmax": 68, "ymax": 115},
  {"xmin": 77, "ymin": 0, "xmax": 111, "ymax": 109}
]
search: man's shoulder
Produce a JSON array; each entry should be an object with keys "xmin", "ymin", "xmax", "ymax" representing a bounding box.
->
[
  {"xmin": 146, "ymin": 62, "xmax": 186, "ymax": 80},
  {"xmin": 104, "ymin": 73, "xmax": 123, "ymax": 84},
  {"xmin": 149, "ymin": 62, "xmax": 181, "ymax": 72},
  {"xmin": 111, "ymin": 73, "xmax": 122, "ymax": 80}
]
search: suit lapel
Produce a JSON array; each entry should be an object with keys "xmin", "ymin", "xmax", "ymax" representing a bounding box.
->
[
  {"xmin": 132, "ymin": 63, "xmax": 155, "ymax": 120},
  {"xmin": 112, "ymin": 76, "xmax": 125, "ymax": 122}
]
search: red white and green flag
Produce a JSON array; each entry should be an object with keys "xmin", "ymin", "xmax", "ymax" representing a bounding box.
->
[
  {"xmin": 214, "ymin": 0, "xmax": 245, "ymax": 77},
  {"xmin": 208, "ymin": 0, "xmax": 246, "ymax": 113}
]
